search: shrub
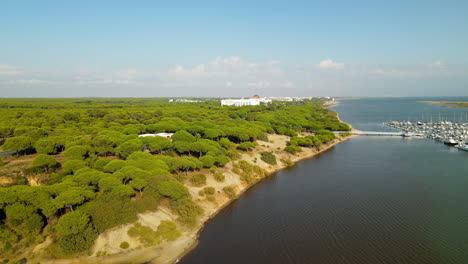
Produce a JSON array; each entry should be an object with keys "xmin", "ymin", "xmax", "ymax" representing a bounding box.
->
[
  {"xmin": 0, "ymin": 157, "xmax": 4, "ymax": 167},
  {"xmin": 128, "ymin": 223, "xmax": 160, "ymax": 246},
  {"xmin": 206, "ymin": 195, "xmax": 215, "ymax": 202},
  {"xmin": 260, "ymin": 152, "xmax": 277, "ymax": 165},
  {"xmin": 241, "ymin": 172, "xmax": 255, "ymax": 184},
  {"xmin": 214, "ymin": 172, "xmax": 225, "ymax": 182},
  {"xmin": 174, "ymin": 173, "xmax": 188, "ymax": 182},
  {"xmin": 190, "ymin": 174, "xmax": 206, "ymax": 187},
  {"xmin": 280, "ymin": 158, "xmax": 295, "ymax": 167},
  {"xmin": 285, "ymin": 145, "xmax": 302, "ymax": 154},
  {"xmin": 237, "ymin": 142, "xmax": 255, "ymax": 151},
  {"xmin": 156, "ymin": 220, "xmax": 181, "ymax": 241},
  {"xmin": 226, "ymin": 150, "xmax": 241, "ymax": 160},
  {"xmin": 222, "ymin": 186, "xmax": 236, "ymax": 199},
  {"xmin": 127, "ymin": 221, "xmax": 181, "ymax": 247},
  {"xmin": 169, "ymin": 197, "xmax": 203, "ymax": 227},
  {"xmin": 203, "ymin": 187, "xmax": 215, "ymax": 195},
  {"xmin": 120, "ymin": 241, "xmax": 130, "ymax": 249}
]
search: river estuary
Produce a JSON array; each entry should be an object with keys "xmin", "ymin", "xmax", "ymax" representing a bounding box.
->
[{"xmin": 181, "ymin": 97, "xmax": 468, "ymax": 264}]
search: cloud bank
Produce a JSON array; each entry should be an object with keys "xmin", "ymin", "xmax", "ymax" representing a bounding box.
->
[{"xmin": 0, "ymin": 57, "xmax": 466, "ymax": 97}]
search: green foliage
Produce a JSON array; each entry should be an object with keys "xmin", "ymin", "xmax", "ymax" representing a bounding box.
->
[
  {"xmin": 237, "ymin": 142, "xmax": 255, "ymax": 151},
  {"xmin": 120, "ymin": 241, "xmax": 130, "ymax": 249},
  {"xmin": 127, "ymin": 220, "xmax": 180, "ymax": 247},
  {"xmin": 172, "ymin": 130, "xmax": 196, "ymax": 142},
  {"xmin": 98, "ymin": 177, "xmax": 122, "ymax": 192},
  {"xmin": 169, "ymin": 197, "xmax": 203, "ymax": 227},
  {"xmin": 214, "ymin": 155, "xmax": 230, "ymax": 167},
  {"xmin": 62, "ymin": 160, "xmax": 87, "ymax": 174},
  {"xmin": 56, "ymin": 211, "xmax": 90, "ymax": 236},
  {"xmin": 223, "ymin": 186, "xmax": 236, "ymax": 199},
  {"xmin": 234, "ymin": 160, "xmax": 264, "ymax": 184},
  {"xmin": 86, "ymin": 194, "xmax": 140, "ymax": 233},
  {"xmin": 285, "ymin": 145, "xmax": 302, "ymax": 154},
  {"xmin": 103, "ymin": 159, "xmax": 127, "ymax": 173},
  {"xmin": 190, "ymin": 173, "xmax": 207, "ymax": 187},
  {"xmin": 2, "ymin": 136, "xmax": 32, "ymax": 153},
  {"xmin": 214, "ymin": 172, "xmax": 225, "ymax": 182},
  {"xmin": 157, "ymin": 220, "xmax": 181, "ymax": 241},
  {"xmin": 0, "ymin": 98, "xmax": 346, "ymax": 256},
  {"xmin": 202, "ymin": 187, "xmax": 215, "ymax": 195},
  {"xmin": 31, "ymin": 154, "xmax": 57, "ymax": 172},
  {"xmin": 34, "ymin": 139, "xmax": 58, "ymax": 154},
  {"xmin": 141, "ymin": 136, "xmax": 172, "ymax": 153},
  {"xmin": 56, "ymin": 224, "xmax": 98, "ymax": 255},
  {"xmin": 64, "ymin": 145, "xmax": 93, "ymax": 160},
  {"xmin": 116, "ymin": 139, "xmax": 143, "ymax": 159},
  {"xmin": 199, "ymin": 155, "xmax": 215, "ymax": 168},
  {"xmin": 260, "ymin": 152, "xmax": 277, "ymax": 165},
  {"xmin": 280, "ymin": 158, "xmax": 295, "ymax": 167},
  {"xmin": 54, "ymin": 188, "xmax": 95, "ymax": 211},
  {"xmin": 93, "ymin": 158, "xmax": 111, "ymax": 171},
  {"xmin": 157, "ymin": 181, "xmax": 189, "ymax": 200}
]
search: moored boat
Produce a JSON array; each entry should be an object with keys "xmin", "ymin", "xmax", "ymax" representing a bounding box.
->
[{"xmin": 443, "ymin": 138, "xmax": 458, "ymax": 145}]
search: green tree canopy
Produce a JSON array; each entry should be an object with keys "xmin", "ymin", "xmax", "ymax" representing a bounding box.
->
[
  {"xmin": 56, "ymin": 211, "xmax": 90, "ymax": 236},
  {"xmin": 31, "ymin": 154, "xmax": 57, "ymax": 172},
  {"xmin": 2, "ymin": 136, "xmax": 33, "ymax": 153}
]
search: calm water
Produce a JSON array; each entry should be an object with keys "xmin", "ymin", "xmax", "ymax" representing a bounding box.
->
[{"xmin": 181, "ymin": 97, "xmax": 468, "ymax": 264}]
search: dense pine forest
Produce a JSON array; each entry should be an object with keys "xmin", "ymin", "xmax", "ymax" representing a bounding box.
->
[{"xmin": 0, "ymin": 98, "xmax": 349, "ymax": 260}]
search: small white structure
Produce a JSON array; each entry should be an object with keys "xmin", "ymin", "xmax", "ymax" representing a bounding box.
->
[
  {"xmin": 138, "ymin": 133, "xmax": 174, "ymax": 141},
  {"xmin": 221, "ymin": 95, "xmax": 272, "ymax": 106}
]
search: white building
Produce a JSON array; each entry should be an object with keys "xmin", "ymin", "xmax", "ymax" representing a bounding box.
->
[
  {"xmin": 221, "ymin": 96, "xmax": 272, "ymax": 106},
  {"xmin": 138, "ymin": 133, "xmax": 174, "ymax": 141}
]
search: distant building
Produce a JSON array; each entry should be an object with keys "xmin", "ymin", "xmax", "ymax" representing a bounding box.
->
[
  {"xmin": 268, "ymin": 97, "xmax": 293, "ymax": 102},
  {"xmin": 221, "ymin": 95, "xmax": 272, "ymax": 106},
  {"xmin": 138, "ymin": 133, "xmax": 174, "ymax": 141}
]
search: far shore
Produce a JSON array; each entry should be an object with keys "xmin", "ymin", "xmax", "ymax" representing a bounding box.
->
[{"xmin": 419, "ymin": 101, "xmax": 468, "ymax": 108}]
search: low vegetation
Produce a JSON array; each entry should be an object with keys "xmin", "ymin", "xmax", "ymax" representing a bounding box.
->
[
  {"xmin": 0, "ymin": 98, "xmax": 348, "ymax": 259},
  {"xmin": 260, "ymin": 152, "xmax": 277, "ymax": 165}
]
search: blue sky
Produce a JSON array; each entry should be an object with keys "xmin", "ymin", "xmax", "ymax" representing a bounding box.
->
[{"xmin": 1, "ymin": 0, "xmax": 467, "ymax": 97}]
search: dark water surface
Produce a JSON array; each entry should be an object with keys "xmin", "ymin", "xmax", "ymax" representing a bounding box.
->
[{"xmin": 181, "ymin": 97, "xmax": 468, "ymax": 264}]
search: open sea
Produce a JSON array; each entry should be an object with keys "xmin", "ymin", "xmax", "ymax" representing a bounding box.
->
[{"xmin": 180, "ymin": 97, "xmax": 468, "ymax": 264}]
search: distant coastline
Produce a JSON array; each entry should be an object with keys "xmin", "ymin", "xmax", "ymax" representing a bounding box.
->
[{"xmin": 420, "ymin": 101, "xmax": 468, "ymax": 108}]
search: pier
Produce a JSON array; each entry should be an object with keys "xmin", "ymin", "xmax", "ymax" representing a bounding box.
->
[{"xmin": 349, "ymin": 131, "xmax": 410, "ymax": 136}]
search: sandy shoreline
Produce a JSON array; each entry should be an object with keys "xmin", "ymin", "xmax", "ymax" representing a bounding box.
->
[{"xmin": 32, "ymin": 126, "xmax": 356, "ymax": 264}]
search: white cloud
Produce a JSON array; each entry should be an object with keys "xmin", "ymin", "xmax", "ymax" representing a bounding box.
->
[
  {"xmin": 10, "ymin": 79, "xmax": 49, "ymax": 84},
  {"xmin": 0, "ymin": 57, "xmax": 466, "ymax": 97},
  {"xmin": 168, "ymin": 56, "xmax": 281, "ymax": 77},
  {"xmin": 247, "ymin": 81, "xmax": 271, "ymax": 88},
  {"xmin": 0, "ymin": 64, "xmax": 22, "ymax": 75},
  {"xmin": 428, "ymin": 61, "xmax": 445, "ymax": 68},
  {"xmin": 318, "ymin": 59, "xmax": 344, "ymax": 70}
]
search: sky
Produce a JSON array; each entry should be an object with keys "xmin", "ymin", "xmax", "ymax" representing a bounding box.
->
[{"xmin": 0, "ymin": 0, "xmax": 467, "ymax": 97}]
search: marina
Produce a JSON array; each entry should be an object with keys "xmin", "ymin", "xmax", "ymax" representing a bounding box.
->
[{"xmin": 384, "ymin": 120, "xmax": 468, "ymax": 151}]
